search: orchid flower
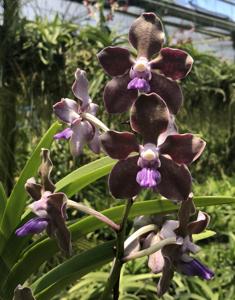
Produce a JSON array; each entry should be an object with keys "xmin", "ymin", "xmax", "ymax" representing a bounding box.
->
[
  {"xmin": 100, "ymin": 93, "xmax": 205, "ymax": 202},
  {"xmin": 54, "ymin": 69, "xmax": 104, "ymax": 156},
  {"xmin": 147, "ymin": 198, "xmax": 214, "ymax": 296},
  {"xmin": 125, "ymin": 197, "xmax": 214, "ymax": 297},
  {"xmin": 98, "ymin": 12, "xmax": 193, "ymax": 114},
  {"xmin": 15, "ymin": 149, "xmax": 71, "ymax": 256}
]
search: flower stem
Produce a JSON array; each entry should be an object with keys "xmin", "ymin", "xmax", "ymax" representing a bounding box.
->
[
  {"xmin": 67, "ymin": 200, "xmax": 120, "ymax": 231},
  {"xmin": 123, "ymin": 237, "xmax": 176, "ymax": 262},
  {"xmin": 101, "ymin": 198, "xmax": 133, "ymax": 300},
  {"xmin": 124, "ymin": 224, "xmax": 158, "ymax": 250},
  {"xmin": 82, "ymin": 112, "xmax": 109, "ymax": 132}
]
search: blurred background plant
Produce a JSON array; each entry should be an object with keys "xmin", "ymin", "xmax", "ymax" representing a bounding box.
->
[{"xmin": 0, "ymin": 0, "xmax": 235, "ymax": 299}]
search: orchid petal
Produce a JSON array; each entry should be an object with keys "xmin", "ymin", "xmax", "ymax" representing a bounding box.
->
[
  {"xmin": 129, "ymin": 12, "xmax": 164, "ymax": 59},
  {"xmin": 108, "ymin": 156, "xmax": 141, "ymax": 199},
  {"xmin": 72, "ymin": 68, "xmax": 90, "ymax": 106},
  {"xmin": 158, "ymin": 155, "xmax": 192, "ymax": 202},
  {"xmin": 97, "ymin": 46, "xmax": 133, "ymax": 76},
  {"xmin": 15, "ymin": 217, "xmax": 48, "ymax": 236},
  {"xmin": 54, "ymin": 127, "xmax": 73, "ymax": 140},
  {"xmin": 25, "ymin": 177, "xmax": 42, "ymax": 201},
  {"xmin": 150, "ymin": 72, "xmax": 183, "ymax": 115},
  {"xmin": 88, "ymin": 127, "xmax": 101, "ymax": 154},
  {"xmin": 150, "ymin": 47, "xmax": 193, "ymax": 80},
  {"xmin": 147, "ymin": 234, "xmax": 165, "ymax": 273},
  {"xmin": 46, "ymin": 192, "xmax": 72, "ymax": 256},
  {"xmin": 157, "ymin": 114, "xmax": 178, "ymax": 146},
  {"xmin": 103, "ymin": 74, "xmax": 138, "ymax": 113},
  {"xmin": 70, "ymin": 120, "xmax": 94, "ymax": 156},
  {"xmin": 157, "ymin": 255, "xmax": 174, "ymax": 297},
  {"xmin": 39, "ymin": 149, "xmax": 55, "ymax": 193},
  {"xmin": 178, "ymin": 258, "xmax": 214, "ymax": 280},
  {"xmin": 53, "ymin": 98, "xmax": 80, "ymax": 124},
  {"xmin": 159, "ymin": 134, "xmax": 206, "ymax": 165},
  {"xmin": 100, "ymin": 130, "xmax": 139, "ymax": 160},
  {"xmin": 130, "ymin": 93, "xmax": 169, "ymax": 143},
  {"xmin": 188, "ymin": 211, "xmax": 210, "ymax": 234}
]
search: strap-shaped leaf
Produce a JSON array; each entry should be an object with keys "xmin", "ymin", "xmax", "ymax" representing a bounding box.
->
[
  {"xmin": 31, "ymin": 241, "xmax": 115, "ymax": 300},
  {"xmin": 0, "ymin": 122, "xmax": 61, "ymax": 251},
  {"xmin": 0, "ymin": 182, "xmax": 7, "ymax": 221},
  {"xmin": 55, "ymin": 156, "xmax": 116, "ymax": 197},
  {"xmin": 29, "ymin": 229, "xmax": 215, "ymax": 300},
  {"xmin": 3, "ymin": 196, "xmax": 235, "ymax": 298}
]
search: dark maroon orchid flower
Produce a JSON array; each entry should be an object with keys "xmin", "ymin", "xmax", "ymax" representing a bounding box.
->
[
  {"xmin": 97, "ymin": 12, "xmax": 193, "ymax": 114},
  {"xmin": 100, "ymin": 93, "xmax": 205, "ymax": 202},
  {"xmin": 15, "ymin": 149, "xmax": 72, "ymax": 256},
  {"xmin": 54, "ymin": 69, "xmax": 100, "ymax": 156}
]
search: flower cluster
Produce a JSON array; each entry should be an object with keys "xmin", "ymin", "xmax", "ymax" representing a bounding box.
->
[{"xmin": 15, "ymin": 11, "xmax": 214, "ymax": 298}]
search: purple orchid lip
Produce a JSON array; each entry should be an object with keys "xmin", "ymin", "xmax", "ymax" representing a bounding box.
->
[
  {"xmin": 15, "ymin": 217, "xmax": 48, "ymax": 236},
  {"xmin": 179, "ymin": 258, "xmax": 214, "ymax": 280},
  {"xmin": 136, "ymin": 168, "xmax": 161, "ymax": 188}
]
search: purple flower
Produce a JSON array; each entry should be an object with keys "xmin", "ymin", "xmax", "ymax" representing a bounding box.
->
[
  {"xmin": 15, "ymin": 149, "xmax": 71, "ymax": 256},
  {"xmin": 53, "ymin": 69, "xmax": 100, "ymax": 156},
  {"xmin": 98, "ymin": 12, "xmax": 193, "ymax": 114},
  {"xmin": 143, "ymin": 199, "xmax": 214, "ymax": 296},
  {"xmin": 100, "ymin": 93, "xmax": 205, "ymax": 202},
  {"xmin": 15, "ymin": 217, "xmax": 48, "ymax": 236}
]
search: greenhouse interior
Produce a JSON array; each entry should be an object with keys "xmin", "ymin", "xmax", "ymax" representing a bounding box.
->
[{"xmin": 0, "ymin": 0, "xmax": 235, "ymax": 299}]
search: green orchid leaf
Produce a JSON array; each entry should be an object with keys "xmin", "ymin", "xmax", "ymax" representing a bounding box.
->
[
  {"xmin": 0, "ymin": 182, "xmax": 7, "ymax": 222},
  {"xmin": 32, "ymin": 241, "xmax": 115, "ymax": 300},
  {"xmin": 55, "ymin": 156, "xmax": 116, "ymax": 197}
]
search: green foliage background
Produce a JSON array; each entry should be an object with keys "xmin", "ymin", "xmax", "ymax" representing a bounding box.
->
[{"xmin": 1, "ymin": 8, "xmax": 235, "ymax": 300}]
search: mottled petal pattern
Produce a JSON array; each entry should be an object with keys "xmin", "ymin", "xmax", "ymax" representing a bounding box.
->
[
  {"xmin": 104, "ymin": 74, "xmax": 138, "ymax": 113},
  {"xmin": 150, "ymin": 47, "xmax": 193, "ymax": 80},
  {"xmin": 129, "ymin": 12, "xmax": 164, "ymax": 59},
  {"xmin": 97, "ymin": 47, "xmax": 133, "ymax": 76},
  {"xmin": 100, "ymin": 130, "xmax": 139, "ymax": 160}
]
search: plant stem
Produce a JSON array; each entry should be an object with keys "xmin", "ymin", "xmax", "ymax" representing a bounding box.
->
[
  {"xmin": 123, "ymin": 237, "xmax": 176, "ymax": 262},
  {"xmin": 100, "ymin": 198, "xmax": 133, "ymax": 300},
  {"xmin": 67, "ymin": 200, "xmax": 120, "ymax": 231},
  {"xmin": 82, "ymin": 112, "xmax": 109, "ymax": 132}
]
